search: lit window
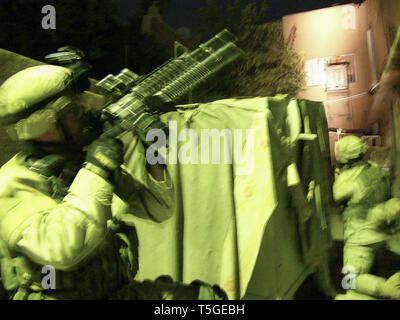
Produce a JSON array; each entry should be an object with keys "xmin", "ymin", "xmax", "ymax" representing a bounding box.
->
[{"xmin": 325, "ymin": 64, "xmax": 349, "ymax": 91}]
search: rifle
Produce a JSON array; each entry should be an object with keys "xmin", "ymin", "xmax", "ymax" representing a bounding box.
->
[
  {"xmin": 45, "ymin": 30, "xmax": 243, "ymax": 144},
  {"xmin": 91, "ymin": 29, "xmax": 244, "ymax": 144}
]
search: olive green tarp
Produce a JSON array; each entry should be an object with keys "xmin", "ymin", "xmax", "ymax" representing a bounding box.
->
[{"xmin": 115, "ymin": 94, "xmax": 336, "ymax": 299}]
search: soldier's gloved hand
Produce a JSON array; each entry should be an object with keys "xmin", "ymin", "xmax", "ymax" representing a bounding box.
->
[
  {"xmin": 84, "ymin": 137, "xmax": 124, "ymax": 178},
  {"xmin": 377, "ymin": 272, "xmax": 400, "ymax": 300}
]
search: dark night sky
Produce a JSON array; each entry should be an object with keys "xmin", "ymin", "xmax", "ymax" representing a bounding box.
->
[{"xmin": 119, "ymin": 0, "xmax": 363, "ymax": 29}]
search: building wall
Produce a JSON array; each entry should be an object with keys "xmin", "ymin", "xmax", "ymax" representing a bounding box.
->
[
  {"xmin": 283, "ymin": 3, "xmax": 373, "ymax": 133},
  {"xmin": 283, "ymin": 0, "xmax": 400, "ymax": 157}
]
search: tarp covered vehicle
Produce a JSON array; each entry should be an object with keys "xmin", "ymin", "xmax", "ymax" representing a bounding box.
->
[{"xmin": 115, "ymin": 94, "xmax": 336, "ymax": 299}]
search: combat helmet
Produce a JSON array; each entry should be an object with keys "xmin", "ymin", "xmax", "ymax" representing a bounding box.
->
[
  {"xmin": 335, "ymin": 135, "xmax": 368, "ymax": 164},
  {"xmin": 0, "ymin": 47, "xmax": 91, "ymax": 141},
  {"xmin": 0, "ymin": 65, "xmax": 78, "ymax": 140}
]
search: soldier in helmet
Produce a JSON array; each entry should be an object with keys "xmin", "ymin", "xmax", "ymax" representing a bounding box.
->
[
  {"xmin": 0, "ymin": 64, "xmax": 226, "ymax": 300},
  {"xmin": 336, "ymin": 197, "xmax": 400, "ymax": 300},
  {"xmin": 333, "ymin": 136, "xmax": 390, "ymax": 226},
  {"xmin": 332, "ymin": 135, "xmax": 400, "ymax": 299}
]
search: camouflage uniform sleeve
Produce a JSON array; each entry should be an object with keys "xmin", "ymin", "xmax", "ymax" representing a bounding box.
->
[
  {"xmin": 0, "ymin": 167, "xmax": 114, "ymax": 271},
  {"xmin": 333, "ymin": 166, "xmax": 359, "ymax": 203},
  {"xmin": 112, "ymin": 133, "xmax": 174, "ymax": 222}
]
